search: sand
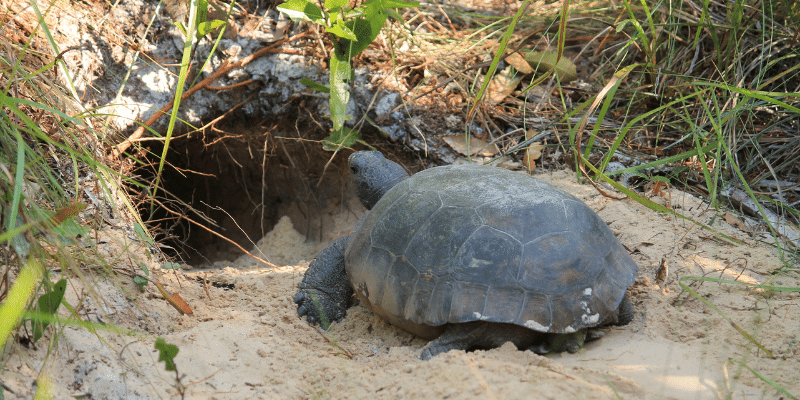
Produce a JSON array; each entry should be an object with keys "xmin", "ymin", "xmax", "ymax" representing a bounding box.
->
[{"xmin": 2, "ymin": 169, "xmax": 798, "ymax": 400}]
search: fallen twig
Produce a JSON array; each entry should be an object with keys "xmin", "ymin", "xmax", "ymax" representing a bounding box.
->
[{"xmin": 310, "ymin": 325, "xmax": 354, "ymax": 359}]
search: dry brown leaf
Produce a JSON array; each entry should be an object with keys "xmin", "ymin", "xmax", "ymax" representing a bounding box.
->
[
  {"xmin": 487, "ymin": 67, "xmax": 522, "ymax": 105},
  {"xmin": 655, "ymin": 257, "xmax": 668, "ymax": 287},
  {"xmin": 523, "ymin": 156, "xmax": 536, "ymax": 172},
  {"xmin": 525, "ymin": 129, "xmax": 543, "ymax": 141},
  {"xmin": 723, "ymin": 213, "xmax": 750, "ymax": 233},
  {"xmin": 505, "ymin": 52, "xmax": 534, "ymax": 74},
  {"xmin": 527, "ymin": 143, "xmax": 544, "ymax": 158},
  {"xmin": 443, "ymin": 135, "xmax": 499, "ymax": 157},
  {"xmin": 155, "ymin": 281, "xmax": 194, "ymax": 316},
  {"xmin": 523, "ymin": 142, "xmax": 544, "ymax": 172}
]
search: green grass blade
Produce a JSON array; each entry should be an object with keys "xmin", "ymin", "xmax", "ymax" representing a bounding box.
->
[
  {"xmin": 466, "ymin": 0, "xmax": 533, "ymax": 121},
  {"xmin": 678, "ymin": 276, "xmax": 774, "ymax": 358},
  {"xmin": 582, "ymin": 155, "xmax": 745, "ymax": 246},
  {"xmin": 153, "ymin": 0, "xmax": 200, "ymax": 203},
  {"xmin": 727, "ymin": 359, "xmax": 798, "ymax": 399},
  {"xmin": 584, "ymin": 68, "xmax": 627, "ymax": 161}
]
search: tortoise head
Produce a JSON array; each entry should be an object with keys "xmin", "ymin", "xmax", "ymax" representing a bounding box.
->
[{"xmin": 349, "ymin": 151, "xmax": 409, "ymax": 210}]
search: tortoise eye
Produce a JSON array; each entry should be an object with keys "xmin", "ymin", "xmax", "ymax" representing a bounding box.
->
[{"xmin": 350, "ymin": 164, "xmax": 359, "ymax": 174}]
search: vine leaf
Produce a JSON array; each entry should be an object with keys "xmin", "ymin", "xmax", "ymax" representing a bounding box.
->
[
  {"xmin": 155, "ymin": 338, "xmax": 180, "ymax": 371},
  {"xmin": 31, "ymin": 278, "xmax": 67, "ymax": 343}
]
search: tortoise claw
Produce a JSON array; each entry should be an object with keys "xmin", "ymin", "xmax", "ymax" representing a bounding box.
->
[
  {"xmin": 293, "ymin": 236, "xmax": 353, "ymax": 328},
  {"xmin": 293, "ymin": 286, "xmax": 341, "ymax": 329}
]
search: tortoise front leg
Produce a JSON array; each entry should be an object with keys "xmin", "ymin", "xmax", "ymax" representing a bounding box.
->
[{"xmin": 294, "ymin": 236, "xmax": 353, "ymax": 328}]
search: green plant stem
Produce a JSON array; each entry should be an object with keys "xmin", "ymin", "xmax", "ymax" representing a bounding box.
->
[
  {"xmin": 153, "ymin": 0, "xmax": 200, "ymax": 207},
  {"xmin": 0, "ymin": 258, "xmax": 46, "ymax": 353}
]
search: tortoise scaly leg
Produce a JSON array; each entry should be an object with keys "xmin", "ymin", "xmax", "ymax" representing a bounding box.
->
[
  {"xmin": 420, "ymin": 322, "xmax": 545, "ymax": 360},
  {"xmin": 420, "ymin": 322, "xmax": 493, "ymax": 360},
  {"xmin": 533, "ymin": 329, "xmax": 605, "ymax": 354},
  {"xmin": 294, "ymin": 236, "xmax": 353, "ymax": 328},
  {"xmin": 614, "ymin": 293, "xmax": 634, "ymax": 326}
]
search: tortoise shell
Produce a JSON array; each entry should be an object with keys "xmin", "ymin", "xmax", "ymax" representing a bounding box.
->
[{"xmin": 344, "ymin": 164, "xmax": 638, "ymax": 338}]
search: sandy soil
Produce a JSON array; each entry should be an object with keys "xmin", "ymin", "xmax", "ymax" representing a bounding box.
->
[{"xmin": 2, "ymin": 169, "xmax": 798, "ymax": 400}]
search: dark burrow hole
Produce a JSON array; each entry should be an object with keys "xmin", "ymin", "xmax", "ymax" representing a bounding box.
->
[{"xmin": 137, "ymin": 118, "xmax": 360, "ymax": 266}]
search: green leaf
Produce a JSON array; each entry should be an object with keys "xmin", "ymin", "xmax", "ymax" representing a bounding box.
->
[
  {"xmin": 193, "ymin": 0, "xmax": 209, "ymax": 37},
  {"xmin": 300, "ymin": 78, "xmax": 331, "ymax": 93},
  {"xmin": 172, "ymin": 21, "xmax": 188, "ymax": 37},
  {"xmin": 367, "ymin": 0, "xmax": 420, "ymax": 8},
  {"xmin": 5, "ymin": 110, "xmax": 28, "ymax": 258},
  {"xmin": 139, "ymin": 262, "xmax": 150, "ymax": 276},
  {"xmin": 334, "ymin": 13, "xmax": 388, "ymax": 59},
  {"xmin": 325, "ymin": 0, "xmax": 348, "ymax": 11},
  {"xmin": 524, "ymin": 51, "xmax": 577, "ymax": 83},
  {"xmin": 277, "ymin": 0, "xmax": 325, "ymax": 23},
  {"xmin": 161, "ymin": 262, "xmax": 181, "ymax": 270},
  {"xmin": 197, "ymin": 0, "xmax": 208, "ymax": 20},
  {"xmin": 32, "ymin": 278, "xmax": 67, "ymax": 343},
  {"xmin": 2, "ymin": 194, "xmax": 30, "ymax": 258},
  {"xmin": 52, "ymin": 218, "xmax": 89, "ymax": 245},
  {"xmin": 38, "ymin": 279, "xmax": 67, "ymax": 314},
  {"xmin": 326, "ymin": 21, "xmax": 357, "ymax": 40},
  {"xmin": 280, "ymin": 0, "xmax": 418, "ymax": 151},
  {"xmin": 133, "ymin": 276, "xmax": 149, "ymax": 291},
  {"xmin": 155, "ymin": 338, "xmax": 180, "ymax": 371},
  {"xmin": 384, "ymin": 8, "xmax": 403, "ymax": 22},
  {"xmin": 134, "ymin": 223, "xmax": 154, "ymax": 247},
  {"xmin": 329, "ymin": 50, "xmax": 353, "ymax": 131},
  {"xmin": 323, "ymin": 127, "xmax": 360, "ymax": 150},
  {"xmin": 197, "ymin": 19, "xmax": 225, "ymax": 36}
]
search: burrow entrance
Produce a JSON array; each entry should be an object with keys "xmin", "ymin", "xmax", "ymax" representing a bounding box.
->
[{"xmin": 138, "ymin": 118, "xmax": 366, "ymax": 266}]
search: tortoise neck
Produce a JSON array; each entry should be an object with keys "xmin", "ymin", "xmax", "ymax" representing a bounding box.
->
[{"xmin": 357, "ymin": 169, "xmax": 408, "ymax": 209}]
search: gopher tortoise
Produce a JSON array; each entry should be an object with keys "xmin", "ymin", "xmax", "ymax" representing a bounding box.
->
[{"xmin": 294, "ymin": 151, "xmax": 638, "ymax": 360}]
